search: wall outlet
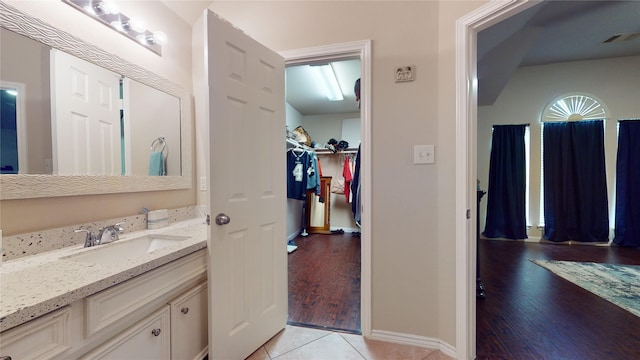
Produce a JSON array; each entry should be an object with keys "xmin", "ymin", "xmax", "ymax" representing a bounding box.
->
[
  {"xmin": 199, "ymin": 176, "xmax": 207, "ymax": 191},
  {"xmin": 414, "ymin": 145, "xmax": 435, "ymax": 164}
]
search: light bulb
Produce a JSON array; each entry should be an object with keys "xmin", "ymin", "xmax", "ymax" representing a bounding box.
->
[
  {"xmin": 128, "ymin": 16, "xmax": 146, "ymax": 33},
  {"xmin": 152, "ymin": 31, "xmax": 168, "ymax": 45},
  {"xmin": 94, "ymin": 1, "xmax": 119, "ymax": 15},
  {"xmin": 101, "ymin": 1, "xmax": 119, "ymax": 15}
]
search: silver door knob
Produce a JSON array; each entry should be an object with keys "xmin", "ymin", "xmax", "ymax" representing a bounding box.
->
[{"xmin": 215, "ymin": 213, "xmax": 230, "ymax": 225}]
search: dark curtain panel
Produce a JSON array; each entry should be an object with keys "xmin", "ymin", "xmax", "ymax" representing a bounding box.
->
[
  {"xmin": 614, "ymin": 120, "xmax": 640, "ymax": 247},
  {"xmin": 483, "ymin": 124, "xmax": 528, "ymax": 239},
  {"xmin": 543, "ymin": 120, "xmax": 609, "ymax": 242}
]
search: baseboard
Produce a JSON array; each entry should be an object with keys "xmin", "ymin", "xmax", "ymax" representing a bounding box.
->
[
  {"xmin": 369, "ymin": 329, "xmax": 456, "ymax": 358},
  {"xmin": 480, "ymin": 236, "xmax": 540, "ymax": 243}
]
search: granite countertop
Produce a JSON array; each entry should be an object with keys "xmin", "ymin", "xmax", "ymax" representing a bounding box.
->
[{"xmin": 0, "ymin": 218, "xmax": 208, "ymax": 332}]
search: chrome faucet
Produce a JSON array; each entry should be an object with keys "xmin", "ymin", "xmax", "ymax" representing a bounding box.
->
[
  {"xmin": 74, "ymin": 228, "xmax": 99, "ymax": 248},
  {"xmin": 74, "ymin": 222, "xmax": 125, "ymax": 248},
  {"xmin": 97, "ymin": 222, "xmax": 126, "ymax": 244}
]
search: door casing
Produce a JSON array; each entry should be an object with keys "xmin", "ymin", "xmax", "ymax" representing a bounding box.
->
[
  {"xmin": 455, "ymin": 1, "xmax": 543, "ymax": 359},
  {"xmin": 281, "ymin": 40, "xmax": 372, "ymax": 336}
]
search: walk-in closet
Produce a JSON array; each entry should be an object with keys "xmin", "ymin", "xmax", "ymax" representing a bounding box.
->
[{"xmin": 285, "ymin": 59, "xmax": 362, "ymax": 333}]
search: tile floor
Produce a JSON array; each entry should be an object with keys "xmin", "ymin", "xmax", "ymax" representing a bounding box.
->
[{"xmin": 246, "ymin": 325, "xmax": 454, "ymax": 360}]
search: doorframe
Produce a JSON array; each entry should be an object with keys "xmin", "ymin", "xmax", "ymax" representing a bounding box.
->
[
  {"xmin": 0, "ymin": 81, "xmax": 27, "ymax": 173},
  {"xmin": 455, "ymin": 1, "xmax": 542, "ymax": 359},
  {"xmin": 280, "ymin": 39, "xmax": 372, "ymax": 336}
]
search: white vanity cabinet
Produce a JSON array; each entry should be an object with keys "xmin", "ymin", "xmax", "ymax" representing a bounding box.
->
[
  {"xmin": 0, "ymin": 306, "xmax": 72, "ymax": 360},
  {"xmin": 170, "ymin": 282, "xmax": 208, "ymax": 360},
  {"xmin": 0, "ymin": 249, "xmax": 208, "ymax": 360},
  {"xmin": 80, "ymin": 306, "xmax": 171, "ymax": 360}
]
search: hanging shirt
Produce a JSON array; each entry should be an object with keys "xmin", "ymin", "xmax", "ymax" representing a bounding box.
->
[
  {"xmin": 351, "ymin": 145, "xmax": 362, "ymax": 225},
  {"xmin": 287, "ymin": 150, "xmax": 310, "ymax": 200},
  {"xmin": 343, "ymin": 155, "xmax": 353, "ymax": 202},
  {"xmin": 307, "ymin": 152, "xmax": 321, "ymax": 195}
]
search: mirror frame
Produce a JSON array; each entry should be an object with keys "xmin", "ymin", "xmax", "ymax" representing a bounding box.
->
[{"xmin": 0, "ymin": 2, "xmax": 192, "ymax": 200}]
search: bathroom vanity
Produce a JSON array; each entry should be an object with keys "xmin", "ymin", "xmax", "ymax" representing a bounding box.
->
[{"xmin": 0, "ymin": 219, "xmax": 208, "ymax": 360}]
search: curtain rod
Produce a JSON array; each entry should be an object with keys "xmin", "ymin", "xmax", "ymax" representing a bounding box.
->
[
  {"xmin": 492, "ymin": 123, "xmax": 530, "ymax": 127},
  {"xmin": 618, "ymin": 118, "xmax": 640, "ymax": 122}
]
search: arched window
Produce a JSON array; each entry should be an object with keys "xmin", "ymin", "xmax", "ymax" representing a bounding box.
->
[{"xmin": 541, "ymin": 93, "xmax": 608, "ymax": 122}]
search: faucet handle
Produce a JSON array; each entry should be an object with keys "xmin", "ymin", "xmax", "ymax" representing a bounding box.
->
[
  {"xmin": 74, "ymin": 228, "xmax": 95, "ymax": 247},
  {"xmin": 114, "ymin": 222, "xmax": 126, "ymax": 233}
]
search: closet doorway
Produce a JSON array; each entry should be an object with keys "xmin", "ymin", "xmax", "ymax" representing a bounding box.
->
[{"xmin": 282, "ymin": 42, "xmax": 370, "ymax": 335}]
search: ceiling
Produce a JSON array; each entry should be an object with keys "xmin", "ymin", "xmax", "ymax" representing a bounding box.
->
[
  {"xmin": 160, "ymin": 1, "xmax": 640, "ymax": 110},
  {"xmin": 286, "ymin": 60, "xmax": 362, "ymax": 115},
  {"xmin": 478, "ymin": 0, "xmax": 640, "ymax": 105}
]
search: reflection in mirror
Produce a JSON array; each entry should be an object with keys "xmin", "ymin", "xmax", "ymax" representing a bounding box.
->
[
  {"xmin": 0, "ymin": 28, "xmax": 182, "ymax": 177},
  {"xmin": 1, "ymin": 28, "xmax": 52, "ymax": 174},
  {"xmin": 0, "ymin": 1, "xmax": 191, "ymax": 199},
  {"xmin": 124, "ymin": 78, "xmax": 181, "ymax": 176}
]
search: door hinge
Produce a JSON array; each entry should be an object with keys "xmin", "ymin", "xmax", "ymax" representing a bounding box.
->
[
  {"xmin": 466, "ymin": 209, "xmax": 471, "ymax": 219},
  {"xmin": 205, "ymin": 214, "xmax": 211, "ymax": 225}
]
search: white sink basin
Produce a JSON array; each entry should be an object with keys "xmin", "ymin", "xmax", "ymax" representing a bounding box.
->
[{"xmin": 63, "ymin": 234, "xmax": 191, "ymax": 265}]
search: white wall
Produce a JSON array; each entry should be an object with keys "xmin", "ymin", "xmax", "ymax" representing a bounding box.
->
[
  {"xmin": 301, "ymin": 112, "xmax": 360, "ymax": 148},
  {"xmin": 127, "ymin": 80, "xmax": 181, "ymax": 176},
  {"xmin": 1, "ymin": 28, "xmax": 52, "ymax": 174},
  {"xmin": 478, "ymin": 56, "xmax": 640, "ymax": 239},
  {"xmin": 285, "ymin": 102, "xmax": 305, "ymax": 239}
]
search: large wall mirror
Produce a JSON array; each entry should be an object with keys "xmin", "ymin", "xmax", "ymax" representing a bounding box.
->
[{"xmin": 0, "ymin": 2, "xmax": 191, "ymax": 200}]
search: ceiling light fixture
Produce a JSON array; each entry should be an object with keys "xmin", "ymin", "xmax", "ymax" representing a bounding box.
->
[
  {"xmin": 63, "ymin": 0, "xmax": 166, "ymax": 56},
  {"xmin": 311, "ymin": 64, "xmax": 344, "ymax": 102}
]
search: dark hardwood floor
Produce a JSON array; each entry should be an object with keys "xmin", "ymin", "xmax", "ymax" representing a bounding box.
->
[
  {"xmin": 287, "ymin": 233, "xmax": 361, "ymax": 334},
  {"xmin": 476, "ymin": 239, "xmax": 640, "ymax": 360}
]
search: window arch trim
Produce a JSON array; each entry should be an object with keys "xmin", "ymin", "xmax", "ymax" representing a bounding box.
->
[{"xmin": 541, "ymin": 93, "xmax": 609, "ymax": 122}]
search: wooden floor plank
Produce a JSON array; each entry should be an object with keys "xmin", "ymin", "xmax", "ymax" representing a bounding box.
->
[
  {"xmin": 477, "ymin": 240, "xmax": 640, "ymax": 359},
  {"xmin": 287, "ymin": 233, "xmax": 361, "ymax": 333}
]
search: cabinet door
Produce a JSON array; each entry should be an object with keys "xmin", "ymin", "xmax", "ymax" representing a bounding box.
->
[
  {"xmin": 170, "ymin": 282, "xmax": 208, "ymax": 360},
  {"xmin": 0, "ymin": 307, "xmax": 71, "ymax": 360},
  {"xmin": 80, "ymin": 306, "xmax": 170, "ymax": 360}
]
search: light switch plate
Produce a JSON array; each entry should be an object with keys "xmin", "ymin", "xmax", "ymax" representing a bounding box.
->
[{"xmin": 414, "ymin": 145, "xmax": 435, "ymax": 164}]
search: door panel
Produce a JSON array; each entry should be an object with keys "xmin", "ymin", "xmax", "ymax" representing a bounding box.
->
[
  {"xmin": 205, "ymin": 10, "xmax": 287, "ymax": 360},
  {"xmin": 51, "ymin": 49, "xmax": 121, "ymax": 175}
]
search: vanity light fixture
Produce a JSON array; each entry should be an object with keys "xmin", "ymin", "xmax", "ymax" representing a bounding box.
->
[
  {"xmin": 310, "ymin": 64, "xmax": 344, "ymax": 102},
  {"xmin": 63, "ymin": 0, "xmax": 167, "ymax": 56}
]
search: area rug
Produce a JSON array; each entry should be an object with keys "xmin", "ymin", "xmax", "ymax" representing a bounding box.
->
[{"xmin": 530, "ymin": 259, "xmax": 640, "ymax": 318}]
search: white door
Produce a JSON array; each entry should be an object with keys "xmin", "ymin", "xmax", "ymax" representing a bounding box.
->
[
  {"xmin": 205, "ymin": 10, "xmax": 287, "ymax": 360},
  {"xmin": 51, "ymin": 49, "xmax": 121, "ymax": 175}
]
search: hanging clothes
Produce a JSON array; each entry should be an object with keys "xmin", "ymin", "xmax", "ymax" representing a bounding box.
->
[
  {"xmin": 343, "ymin": 155, "xmax": 353, "ymax": 202},
  {"xmin": 351, "ymin": 144, "xmax": 362, "ymax": 225},
  {"xmin": 307, "ymin": 152, "xmax": 321, "ymax": 196},
  {"xmin": 287, "ymin": 149, "xmax": 310, "ymax": 200}
]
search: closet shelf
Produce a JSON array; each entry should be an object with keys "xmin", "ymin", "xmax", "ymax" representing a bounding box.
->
[
  {"xmin": 315, "ymin": 147, "xmax": 358, "ymax": 155},
  {"xmin": 286, "ymin": 138, "xmax": 358, "ymax": 154}
]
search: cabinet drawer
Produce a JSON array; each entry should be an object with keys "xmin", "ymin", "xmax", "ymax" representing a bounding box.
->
[
  {"xmin": 0, "ymin": 307, "xmax": 71, "ymax": 360},
  {"xmin": 85, "ymin": 251, "xmax": 206, "ymax": 336},
  {"xmin": 170, "ymin": 282, "xmax": 208, "ymax": 360},
  {"xmin": 80, "ymin": 306, "xmax": 170, "ymax": 360}
]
